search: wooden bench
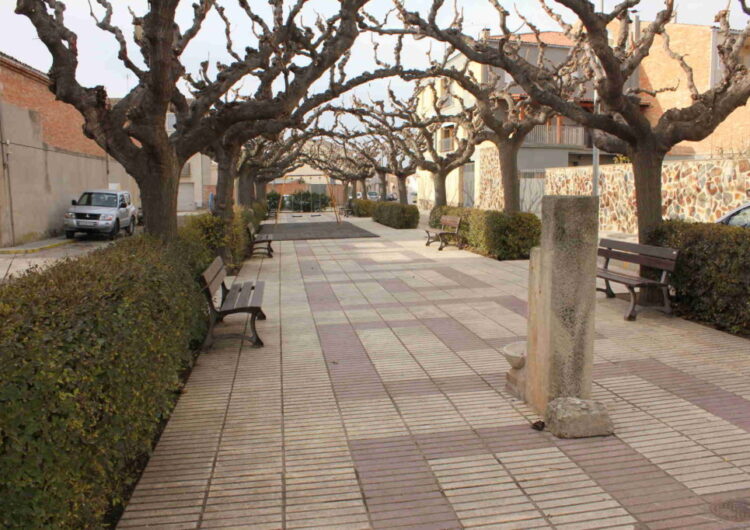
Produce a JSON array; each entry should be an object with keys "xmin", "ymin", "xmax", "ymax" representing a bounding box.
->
[
  {"xmin": 426, "ymin": 215, "xmax": 463, "ymax": 251},
  {"xmin": 597, "ymin": 238, "xmax": 679, "ymax": 321},
  {"xmin": 200, "ymin": 256, "xmax": 266, "ymax": 348},
  {"xmin": 247, "ymin": 223, "xmax": 273, "ymax": 258}
]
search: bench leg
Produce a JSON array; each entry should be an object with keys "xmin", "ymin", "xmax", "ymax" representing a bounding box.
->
[
  {"xmin": 249, "ymin": 311, "xmax": 264, "ymax": 348},
  {"xmin": 425, "ymin": 231, "xmax": 433, "ymax": 246},
  {"xmin": 604, "ymin": 279, "xmax": 616, "ymax": 299},
  {"xmin": 438, "ymin": 234, "xmax": 446, "ymax": 251},
  {"xmin": 661, "ymin": 285, "xmax": 673, "ymax": 315},
  {"xmin": 258, "ymin": 309, "xmax": 267, "ymax": 321},
  {"xmin": 202, "ymin": 315, "xmax": 217, "ymax": 350},
  {"xmin": 624, "ymin": 286, "xmax": 638, "ymax": 321}
]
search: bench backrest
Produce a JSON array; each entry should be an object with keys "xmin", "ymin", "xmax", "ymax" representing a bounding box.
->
[
  {"xmin": 598, "ymin": 238, "xmax": 678, "ymax": 272},
  {"xmin": 440, "ymin": 215, "xmax": 461, "ymax": 232},
  {"xmin": 201, "ymin": 256, "xmax": 227, "ymax": 305}
]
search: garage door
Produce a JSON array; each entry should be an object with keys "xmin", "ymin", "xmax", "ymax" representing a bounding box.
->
[{"xmin": 177, "ymin": 182, "xmax": 196, "ymax": 211}]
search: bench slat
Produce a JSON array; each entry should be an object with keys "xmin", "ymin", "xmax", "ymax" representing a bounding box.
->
[
  {"xmin": 234, "ymin": 281, "xmax": 255, "ymax": 310},
  {"xmin": 598, "ymin": 248, "xmax": 677, "ymax": 272},
  {"xmin": 249, "ymin": 280, "xmax": 265, "ymax": 309},
  {"xmin": 599, "ymin": 238, "xmax": 678, "ymax": 261},
  {"xmin": 222, "ymin": 283, "xmax": 243, "ymax": 311},
  {"xmin": 597, "ymin": 268, "xmax": 663, "ymax": 287},
  {"xmin": 202, "ymin": 256, "xmax": 227, "ymax": 298}
]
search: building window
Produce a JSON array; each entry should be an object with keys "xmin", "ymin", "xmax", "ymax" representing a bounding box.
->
[
  {"xmin": 439, "ymin": 126, "xmax": 455, "ymax": 152},
  {"xmin": 180, "ymin": 163, "xmax": 191, "ymax": 178}
]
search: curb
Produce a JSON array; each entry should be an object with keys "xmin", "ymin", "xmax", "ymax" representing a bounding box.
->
[{"xmin": 0, "ymin": 238, "xmax": 75, "ymax": 255}]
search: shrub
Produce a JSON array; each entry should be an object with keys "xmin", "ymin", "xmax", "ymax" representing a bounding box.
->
[
  {"xmin": 373, "ymin": 202, "xmax": 420, "ymax": 229},
  {"xmin": 429, "ymin": 205, "xmax": 541, "ymax": 260},
  {"xmin": 351, "ymin": 199, "xmax": 377, "ymax": 217},
  {"xmin": 267, "ymin": 190, "xmax": 280, "ymax": 211},
  {"xmin": 649, "ymin": 220, "xmax": 750, "ymax": 335},
  {"xmin": 0, "ymin": 235, "xmax": 208, "ymax": 528},
  {"xmin": 181, "ymin": 204, "xmax": 266, "ymax": 272}
]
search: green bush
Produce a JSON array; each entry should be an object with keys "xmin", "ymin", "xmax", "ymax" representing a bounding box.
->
[
  {"xmin": 649, "ymin": 220, "xmax": 750, "ymax": 335},
  {"xmin": 182, "ymin": 204, "xmax": 266, "ymax": 272},
  {"xmin": 351, "ymin": 199, "xmax": 377, "ymax": 217},
  {"xmin": 0, "ymin": 235, "xmax": 209, "ymax": 528},
  {"xmin": 373, "ymin": 202, "xmax": 420, "ymax": 229},
  {"xmin": 429, "ymin": 205, "xmax": 541, "ymax": 260},
  {"xmin": 267, "ymin": 190, "xmax": 280, "ymax": 211}
]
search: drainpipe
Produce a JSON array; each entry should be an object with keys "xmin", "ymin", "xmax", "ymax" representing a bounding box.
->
[{"xmin": 0, "ymin": 103, "xmax": 15, "ymax": 246}]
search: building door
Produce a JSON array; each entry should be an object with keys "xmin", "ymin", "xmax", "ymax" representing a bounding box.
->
[
  {"xmin": 462, "ymin": 163, "xmax": 475, "ymax": 207},
  {"xmin": 177, "ymin": 182, "xmax": 196, "ymax": 211}
]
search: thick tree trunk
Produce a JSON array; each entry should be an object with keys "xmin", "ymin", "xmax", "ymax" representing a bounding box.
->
[
  {"xmin": 433, "ymin": 172, "xmax": 447, "ymax": 207},
  {"xmin": 237, "ymin": 168, "xmax": 257, "ymax": 207},
  {"xmin": 139, "ymin": 160, "xmax": 180, "ymax": 241},
  {"xmin": 343, "ymin": 181, "xmax": 350, "ymax": 203},
  {"xmin": 630, "ymin": 146, "xmax": 665, "ymax": 243},
  {"xmin": 256, "ymin": 181, "xmax": 267, "ymax": 202},
  {"xmin": 378, "ymin": 170, "xmax": 387, "ymax": 201},
  {"xmin": 631, "ymin": 145, "xmax": 666, "ymax": 304},
  {"xmin": 398, "ymin": 177, "xmax": 408, "ymax": 205},
  {"xmin": 497, "ymin": 139, "xmax": 522, "ymax": 214},
  {"xmin": 214, "ymin": 143, "xmax": 241, "ymax": 221}
]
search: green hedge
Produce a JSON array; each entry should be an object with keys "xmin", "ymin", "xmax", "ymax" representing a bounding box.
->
[
  {"xmin": 373, "ymin": 202, "xmax": 420, "ymax": 229},
  {"xmin": 649, "ymin": 220, "xmax": 750, "ymax": 335},
  {"xmin": 430, "ymin": 205, "xmax": 541, "ymax": 260},
  {"xmin": 182, "ymin": 204, "xmax": 265, "ymax": 272},
  {"xmin": 0, "ymin": 235, "xmax": 210, "ymax": 528},
  {"xmin": 351, "ymin": 199, "xmax": 377, "ymax": 217}
]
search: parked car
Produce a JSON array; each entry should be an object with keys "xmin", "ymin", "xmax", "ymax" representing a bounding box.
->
[
  {"xmin": 717, "ymin": 202, "xmax": 750, "ymax": 228},
  {"xmin": 386, "ymin": 193, "xmax": 398, "ymax": 201},
  {"xmin": 64, "ymin": 190, "xmax": 138, "ymax": 239},
  {"xmin": 367, "ymin": 191, "xmax": 379, "ymax": 201}
]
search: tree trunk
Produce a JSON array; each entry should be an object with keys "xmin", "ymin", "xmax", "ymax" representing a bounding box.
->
[
  {"xmin": 343, "ymin": 181, "xmax": 350, "ymax": 203},
  {"xmin": 398, "ymin": 176, "xmax": 408, "ymax": 205},
  {"xmin": 139, "ymin": 160, "xmax": 180, "ymax": 241},
  {"xmin": 256, "ymin": 181, "xmax": 267, "ymax": 202},
  {"xmin": 433, "ymin": 172, "xmax": 447, "ymax": 207},
  {"xmin": 237, "ymin": 168, "xmax": 257, "ymax": 207},
  {"xmin": 378, "ymin": 170, "xmax": 387, "ymax": 201},
  {"xmin": 631, "ymin": 145, "xmax": 666, "ymax": 304},
  {"xmin": 214, "ymin": 143, "xmax": 241, "ymax": 221},
  {"xmin": 631, "ymin": 147, "xmax": 665, "ymax": 243},
  {"xmin": 497, "ymin": 139, "xmax": 522, "ymax": 214}
]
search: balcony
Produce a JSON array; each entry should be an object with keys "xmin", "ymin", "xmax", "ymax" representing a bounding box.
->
[{"xmin": 524, "ymin": 124, "xmax": 587, "ymax": 147}]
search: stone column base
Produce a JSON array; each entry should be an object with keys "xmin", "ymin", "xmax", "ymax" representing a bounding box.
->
[
  {"xmin": 502, "ymin": 341, "xmax": 526, "ymax": 401},
  {"xmin": 545, "ymin": 397, "xmax": 614, "ymax": 439}
]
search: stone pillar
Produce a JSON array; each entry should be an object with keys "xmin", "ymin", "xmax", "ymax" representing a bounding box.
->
[{"xmin": 523, "ymin": 195, "xmax": 612, "ymax": 438}]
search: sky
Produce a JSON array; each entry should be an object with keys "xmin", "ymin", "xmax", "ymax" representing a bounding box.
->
[{"xmin": 1, "ymin": 0, "xmax": 747, "ymax": 105}]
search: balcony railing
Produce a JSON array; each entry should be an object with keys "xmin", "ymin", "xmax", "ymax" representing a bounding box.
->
[{"xmin": 524, "ymin": 124, "xmax": 586, "ymax": 146}]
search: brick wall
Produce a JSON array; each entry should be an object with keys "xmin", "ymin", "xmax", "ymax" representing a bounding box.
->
[{"xmin": 0, "ymin": 54, "xmax": 104, "ymax": 157}]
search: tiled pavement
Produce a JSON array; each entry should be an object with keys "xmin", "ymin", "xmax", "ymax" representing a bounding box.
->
[{"xmin": 119, "ymin": 213, "xmax": 750, "ymax": 529}]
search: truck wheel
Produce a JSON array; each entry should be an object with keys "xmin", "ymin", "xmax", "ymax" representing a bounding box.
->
[
  {"xmin": 109, "ymin": 221, "xmax": 119, "ymax": 240},
  {"xmin": 65, "ymin": 231, "xmax": 75, "ymax": 239}
]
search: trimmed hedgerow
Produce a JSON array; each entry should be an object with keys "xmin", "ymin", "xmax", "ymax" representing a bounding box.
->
[
  {"xmin": 0, "ymin": 235, "xmax": 209, "ymax": 528},
  {"xmin": 429, "ymin": 205, "xmax": 541, "ymax": 260},
  {"xmin": 373, "ymin": 202, "xmax": 420, "ymax": 229},
  {"xmin": 351, "ymin": 199, "xmax": 377, "ymax": 217},
  {"xmin": 649, "ymin": 220, "xmax": 750, "ymax": 335},
  {"xmin": 181, "ymin": 204, "xmax": 266, "ymax": 272}
]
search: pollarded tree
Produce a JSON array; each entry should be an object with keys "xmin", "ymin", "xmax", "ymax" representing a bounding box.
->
[
  {"xmin": 380, "ymin": 0, "xmax": 750, "ymax": 240},
  {"xmin": 16, "ymin": 0, "xmax": 389, "ymax": 239},
  {"xmin": 340, "ymin": 85, "xmax": 486, "ymax": 208},
  {"xmin": 304, "ymin": 137, "xmax": 376, "ymax": 201}
]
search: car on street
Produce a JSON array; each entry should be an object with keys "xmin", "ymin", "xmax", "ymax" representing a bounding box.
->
[
  {"xmin": 367, "ymin": 191, "xmax": 379, "ymax": 201},
  {"xmin": 717, "ymin": 202, "xmax": 750, "ymax": 228},
  {"xmin": 64, "ymin": 190, "xmax": 138, "ymax": 239}
]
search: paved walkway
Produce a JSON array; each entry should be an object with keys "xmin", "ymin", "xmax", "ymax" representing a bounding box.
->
[{"xmin": 120, "ymin": 215, "xmax": 750, "ymax": 529}]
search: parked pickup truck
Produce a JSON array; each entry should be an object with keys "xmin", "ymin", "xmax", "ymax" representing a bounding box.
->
[{"xmin": 64, "ymin": 190, "xmax": 137, "ymax": 239}]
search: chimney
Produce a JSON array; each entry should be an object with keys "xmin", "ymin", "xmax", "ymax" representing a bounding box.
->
[{"xmin": 480, "ymin": 28, "xmax": 490, "ymax": 42}]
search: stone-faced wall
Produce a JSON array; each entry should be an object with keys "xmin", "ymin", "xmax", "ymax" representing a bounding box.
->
[
  {"xmin": 545, "ymin": 158, "xmax": 750, "ymax": 234},
  {"xmin": 476, "ymin": 146, "xmax": 505, "ymax": 210}
]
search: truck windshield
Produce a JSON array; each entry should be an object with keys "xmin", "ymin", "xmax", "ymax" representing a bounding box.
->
[{"xmin": 78, "ymin": 192, "xmax": 118, "ymax": 208}]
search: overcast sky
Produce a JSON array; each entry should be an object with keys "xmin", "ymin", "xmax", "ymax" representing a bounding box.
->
[{"xmin": 1, "ymin": 0, "xmax": 746, "ymax": 103}]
